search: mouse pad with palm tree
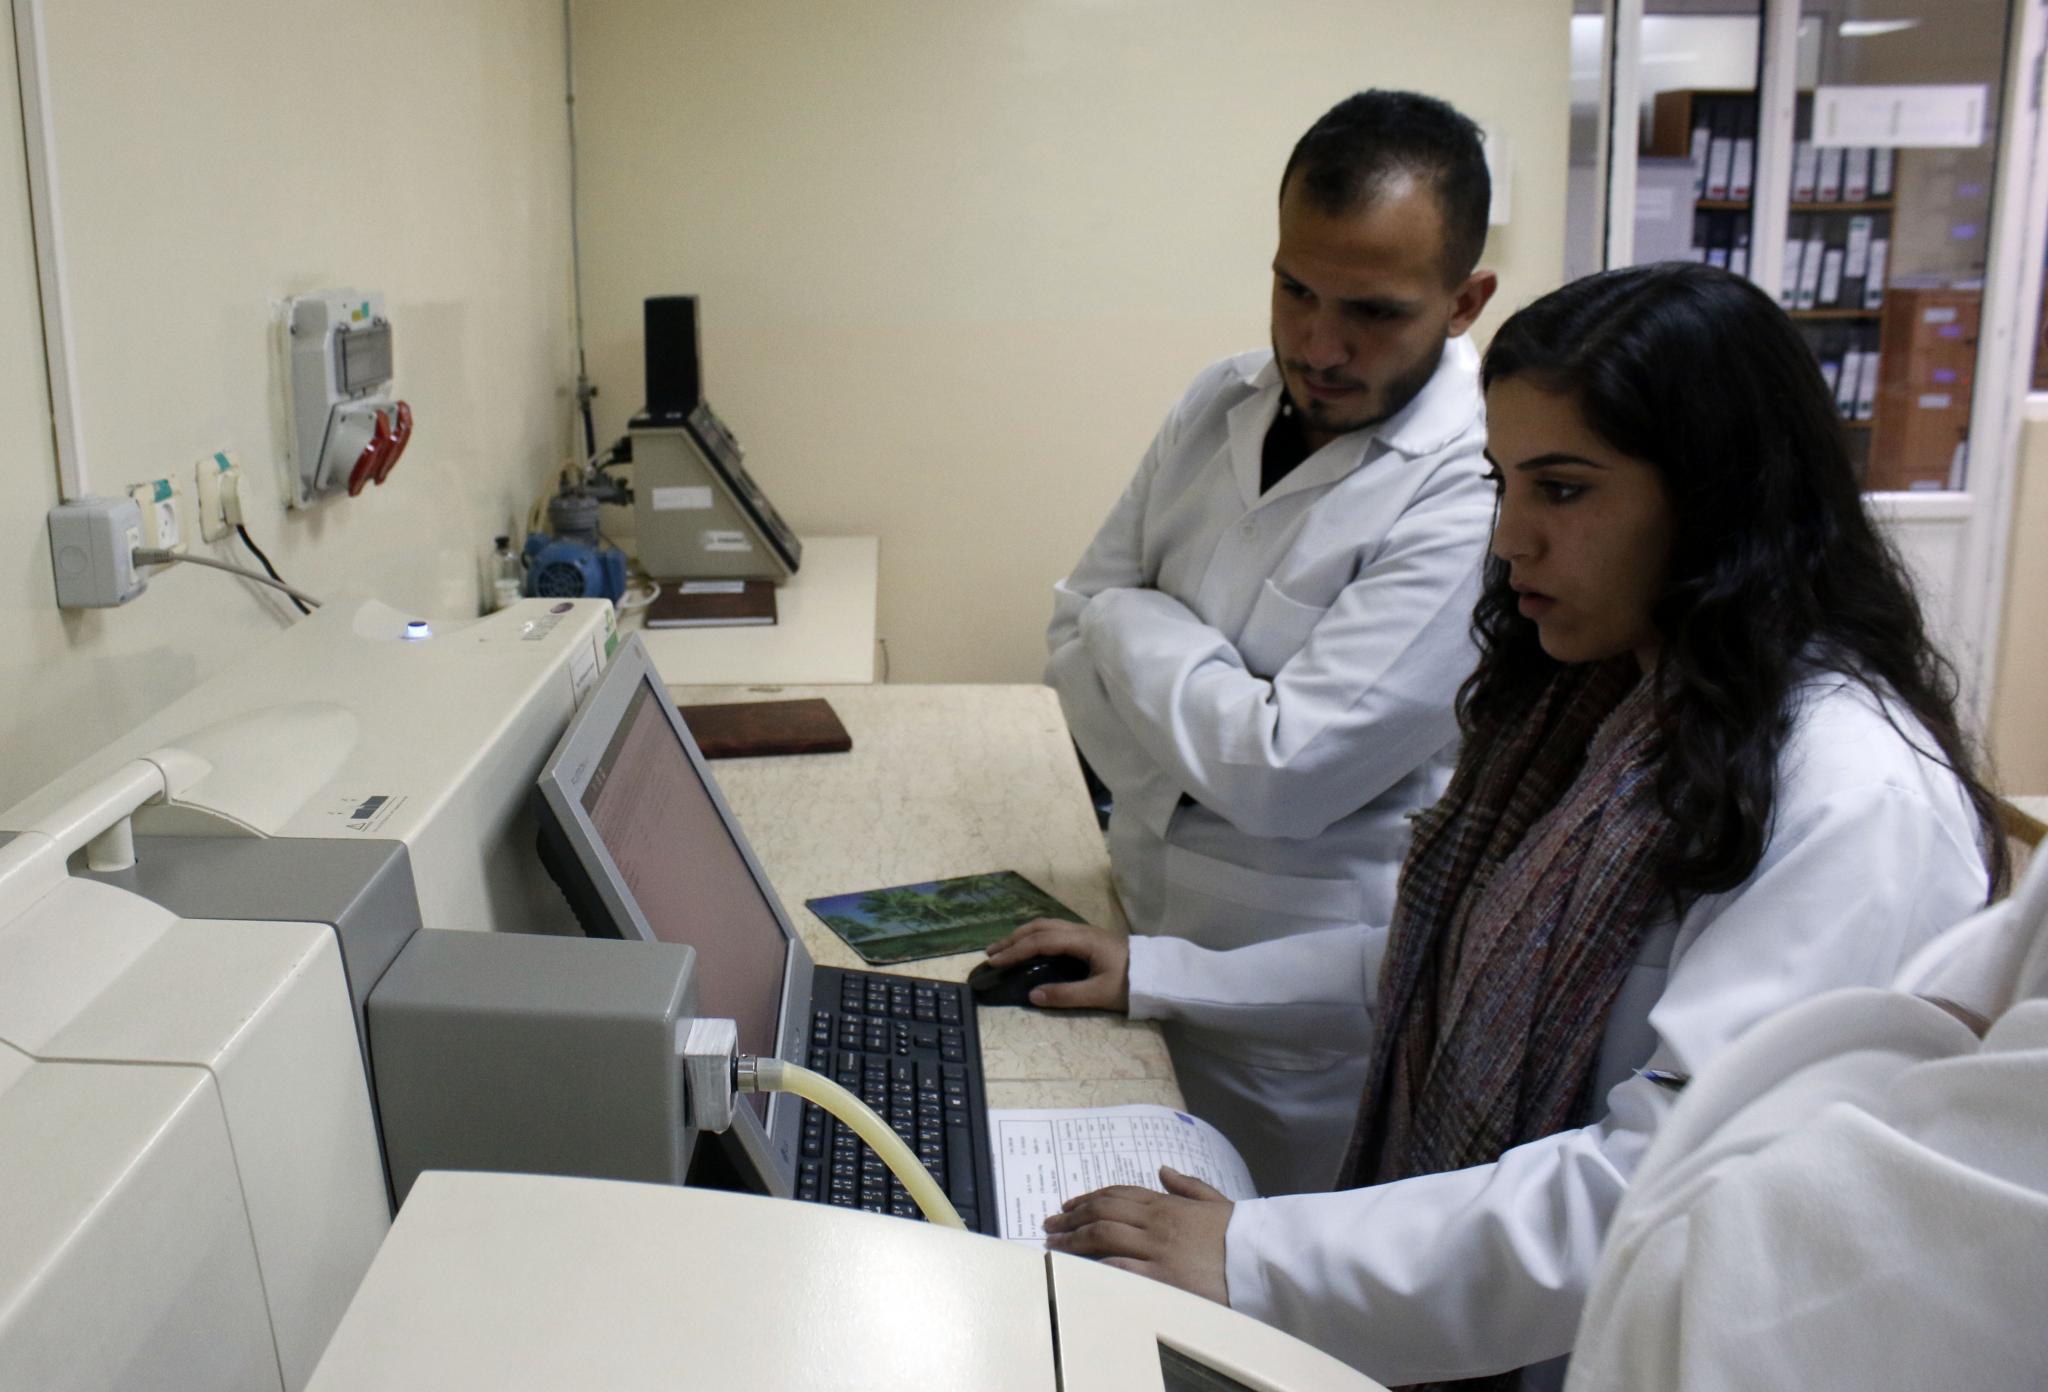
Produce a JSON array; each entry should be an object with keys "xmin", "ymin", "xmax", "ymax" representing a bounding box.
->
[{"xmin": 806, "ymin": 870, "xmax": 1082, "ymax": 965}]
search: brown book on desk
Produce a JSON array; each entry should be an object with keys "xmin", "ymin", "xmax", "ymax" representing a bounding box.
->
[
  {"xmin": 677, "ymin": 698, "xmax": 852, "ymax": 759},
  {"xmin": 645, "ymin": 580, "xmax": 778, "ymax": 628}
]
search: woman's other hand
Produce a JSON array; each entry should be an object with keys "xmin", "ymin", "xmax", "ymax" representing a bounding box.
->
[{"xmin": 1041, "ymin": 1166, "xmax": 1232, "ymax": 1304}]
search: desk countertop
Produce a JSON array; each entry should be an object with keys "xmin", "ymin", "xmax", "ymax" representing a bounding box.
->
[{"xmin": 667, "ymin": 681, "xmax": 1180, "ymax": 1111}]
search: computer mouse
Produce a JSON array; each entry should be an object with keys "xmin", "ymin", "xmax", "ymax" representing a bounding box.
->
[{"xmin": 966, "ymin": 953, "xmax": 1092, "ymax": 1008}]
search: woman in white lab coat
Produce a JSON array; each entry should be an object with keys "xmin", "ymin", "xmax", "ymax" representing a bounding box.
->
[{"xmin": 986, "ymin": 263, "xmax": 2009, "ymax": 1389}]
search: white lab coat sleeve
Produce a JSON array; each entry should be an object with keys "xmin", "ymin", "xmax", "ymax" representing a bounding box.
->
[
  {"xmin": 1570, "ymin": 854, "xmax": 2048, "ymax": 1392},
  {"xmin": 1079, "ymin": 469, "xmax": 1489, "ymax": 841},
  {"xmin": 1221, "ymin": 779, "xmax": 1988, "ymax": 1386},
  {"xmin": 1046, "ymin": 408, "xmax": 1190, "ymax": 836},
  {"xmin": 1125, "ymin": 925, "xmax": 1383, "ymax": 1051}
]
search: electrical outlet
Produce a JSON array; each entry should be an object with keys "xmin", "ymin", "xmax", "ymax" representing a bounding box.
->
[
  {"xmin": 127, "ymin": 477, "xmax": 185, "ymax": 554},
  {"xmin": 195, "ymin": 452, "xmax": 241, "ymax": 542}
]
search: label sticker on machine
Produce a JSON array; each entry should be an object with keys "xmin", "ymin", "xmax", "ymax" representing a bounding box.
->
[
  {"xmin": 326, "ymin": 792, "xmax": 409, "ymax": 834},
  {"xmin": 651, "ymin": 486, "xmax": 713, "ymax": 511},
  {"xmin": 568, "ymin": 641, "xmax": 600, "ymax": 701},
  {"xmin": 520, "ymin": 611, "xmax": 566, "ymax": 642},
  {"xmin": 701, "ymin": 529, "xmax": 754, "ymax": 553}
]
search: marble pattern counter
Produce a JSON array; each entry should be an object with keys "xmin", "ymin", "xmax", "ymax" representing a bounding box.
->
[{"xmin": 666, "ymin": 682, "xmax": 1182, "ymax": 1111}]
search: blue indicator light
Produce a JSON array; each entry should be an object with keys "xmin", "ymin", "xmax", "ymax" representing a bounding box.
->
[{"xmin": 403, "ymin": 620, "xmax": 432, "ymax": 640}]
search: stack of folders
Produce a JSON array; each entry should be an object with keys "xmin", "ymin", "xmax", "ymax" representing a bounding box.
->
[
  {"xmin": 645, "ymin": 579, "xmax": 778, "ymax": 628},
  {"xmin": 1815, "ymin": 329, "xmax": 1881, "ymax": 425},
  {"xmin": 1789, "ymin": 141, "xmax": 1894, "ymax": 206},
  {"xmin": 1783, "ymin": 213, "xmax": 1890, "ymax": 315},
  {"xmin": 1691, "ymin": 214, "xmax": 1753, "ymax": 280},
  {"xmin": 1687, "ymin": 96, "xmax": 1757, "ymax": 203}
]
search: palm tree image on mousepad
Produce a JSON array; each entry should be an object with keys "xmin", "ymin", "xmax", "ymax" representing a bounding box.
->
[{"xmin": 806, "ymin": 871, "xmax": 1083, "ymax": 965}]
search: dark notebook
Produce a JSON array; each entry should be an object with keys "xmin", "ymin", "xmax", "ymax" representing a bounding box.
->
[
  {"xmin": 645, "ymin": 579, "xmax": 778, "ymax": 628},
  {"xmin": 677, "ymin": 697, "xmax": 853, "ymax": 759}
]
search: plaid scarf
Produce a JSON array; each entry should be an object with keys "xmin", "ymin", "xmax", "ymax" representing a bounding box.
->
[{"xmin": 1338, "ymin": 657, "xmax": 1677, "ymax": 1392}]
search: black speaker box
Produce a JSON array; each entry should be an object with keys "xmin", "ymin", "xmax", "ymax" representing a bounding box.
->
[{"xmin": 644, "ymin": 295, "xmax": 702, "ymax": 417}]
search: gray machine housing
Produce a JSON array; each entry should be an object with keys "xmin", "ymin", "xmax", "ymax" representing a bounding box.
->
[
  {"xmin": 368, "ymin": 928, "xmax": 700, "ymax": 1206},
  {"xmin": 84, "ymin": 833, "xmax": 715, "ymax": 1213},
  {"xmin": 87, "ymin": 834, "xmax": 423, "ymax": 1076},
  {"xmin": 629, "ymin": 405, "xmax": 802, "ymax": 582}
]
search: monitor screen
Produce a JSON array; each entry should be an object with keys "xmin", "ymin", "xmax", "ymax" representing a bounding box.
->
[
  {"xmin": 535, "ymin": 635, "xmax": 812, "ymax": 1190},
  {"xmin": 579, "ymin": 679, "xmax": 788, "ymax": 1074}
]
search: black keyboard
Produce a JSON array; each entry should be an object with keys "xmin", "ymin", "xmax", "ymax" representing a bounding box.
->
[{"xmin": 794, "ymin": 965, "xmax": 996, "ymax": 1235}]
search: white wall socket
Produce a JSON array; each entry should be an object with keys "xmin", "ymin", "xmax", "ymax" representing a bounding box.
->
[
  {"xmin": 127, "ymin": 477, "xmax": 184, "ymax": 553},
  {"xmin": 195, "ymin": 452, "xmax": 241, "ymax": 542}
]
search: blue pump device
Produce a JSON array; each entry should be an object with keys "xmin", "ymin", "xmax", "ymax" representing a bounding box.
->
[{"xmin": 523, "ymin": 491, "xmax": 626, "ymax": 603}]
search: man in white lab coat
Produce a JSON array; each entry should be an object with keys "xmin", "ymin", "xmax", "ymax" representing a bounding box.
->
[{"xmin": 1045, "ymin": 91, "xmax": 1499, "ymax": 1195}]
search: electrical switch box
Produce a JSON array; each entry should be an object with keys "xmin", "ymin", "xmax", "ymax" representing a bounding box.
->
[
  {"xmin": 284, "ymin": 290, "xmax": 411, "ymax": 508},
  {"xmin": 48, "ymin": 495, "xmax": 146, "ymax": 608}
]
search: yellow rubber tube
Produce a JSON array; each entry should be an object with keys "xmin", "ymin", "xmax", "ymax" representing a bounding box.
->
[{"xmin": 746, "ymin": 1057, "xmax": 967, "ymax": 1230}]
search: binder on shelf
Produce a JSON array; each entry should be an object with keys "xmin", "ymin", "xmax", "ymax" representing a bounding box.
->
[
  {"xmin": 1835, "ymin": 348, "xmax": 1864, "ymax": 417},
  {"xmin": 1730, "ymin": 232, "xmax": 1751, "ymax": 281},
  {"xmin": 1781, "ymin": 216, "xmax": 1807, "ymax": 305},
  {"xmin": 1704, "ymin": 105, "xmax": 1735, "ymax": 201},
  {"xmin": 1816, "ymin": 146, "xmax": 1845, "ymax": 202},
  {"xmin": 1816, "ymin": 334, "xmax": 1845, "ymax": 399},
  {"xmin": 1729, "ymin": 110, "xmax": 1756, "ymax": 202},
  {"xmin": 1688, "ymin": 113, "xmax": 1713, "ymax": 199},
  {"xmin": 1704, "ymin": 211, "xmax": 1732, "ymax": 270},
  {"xmin": 1792, "ymin": 141, "xmax": 1819, "ymax": 201},
  {"xmin": 1872, "ymin": 148, "xmax": 1895, "ymax": 198},
  {"xmin": 1844, "ymin": 147, "xmax": 1873, "ymax": 202},
  {"xmin": 1797, "ymin": 232, "xmax": 1828, "ymax": 311},
  {"xmin": 1853, "ymin": 343, "xmax": 1879, "ymax": 422},
  {"xmin": 1819, "ymin": 247, "xmax": 1846, "ymax": 307},
  {"xmin": 1864, "ymin": 239, "xmax": 1890, "ymax": 310},
  {"xmin": 1845, "ymin": 216, "xmax": 1875, "ymax": 279}
]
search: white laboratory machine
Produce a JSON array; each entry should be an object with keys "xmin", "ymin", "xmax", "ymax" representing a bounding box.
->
[
  {"xmin": 1, "ymin": 595, "xmax": 616, "ymax": 942},
  {"xmin": 308, "ymin": 1171, "xmax": 1386, "ymax": 1392},
  {"xmin": 0, "ymin": 595, "xmax": 617, "ymax": 1390},
  {"xmin": 0, "ymin": 597, "xmax": 1386, "ymax": 1392}
]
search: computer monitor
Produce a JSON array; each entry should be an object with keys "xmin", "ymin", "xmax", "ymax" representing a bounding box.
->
[{"xmin": 534, "ymin": 634, "xmax": 813, "ymax": 1196}]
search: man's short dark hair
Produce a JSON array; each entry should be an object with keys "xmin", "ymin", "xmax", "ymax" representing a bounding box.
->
[{"xmin": 1280, "ymin": 90, "xmax": 1491, "ymax": 285}]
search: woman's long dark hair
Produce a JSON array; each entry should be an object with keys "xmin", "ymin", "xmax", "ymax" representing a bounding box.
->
[{"xmin": 1476, "ymin": 262, "xmax": 2007, "ymax": 901}]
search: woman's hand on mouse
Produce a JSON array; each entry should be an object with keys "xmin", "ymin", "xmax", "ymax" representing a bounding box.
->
[{"xmin": 984, "ymin": 919, "xmax": 1130, "ymax": 1011}]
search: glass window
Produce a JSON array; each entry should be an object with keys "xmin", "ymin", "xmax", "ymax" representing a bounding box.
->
[
  {"xmin": 1792, "ymin": 3, "xmax": 2010, "ymax": 491},
  {"xmin": 1567, "ymin": 4, "xmax": 1766, "ymax": 279},
  {"xmin": 1636, "ymin": 9, "xmax": 1764, "ymax": 277}
]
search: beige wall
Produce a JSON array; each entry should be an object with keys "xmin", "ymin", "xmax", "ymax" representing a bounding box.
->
[
  {"xmin": 1990, "ymin": 408, "xmax": 2048, "ymax": 794},
  {"xmin": 0, "ymin": 1, "xmax": 576, "ymax": 809},
  {"xmin": 570, "ymin": 0, "xmax": 1574, "ymax": 683}
]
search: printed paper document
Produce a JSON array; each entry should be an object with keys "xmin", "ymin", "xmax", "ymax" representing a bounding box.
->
[{"xmin": 988, "ymin": 1104, "xmax": 1258, "ymax": 1244}]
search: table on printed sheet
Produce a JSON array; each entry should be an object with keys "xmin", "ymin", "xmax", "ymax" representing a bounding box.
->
[{"xmin": 660, "ymin": 681, "xmax": 1183, "ymax": 1111}]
